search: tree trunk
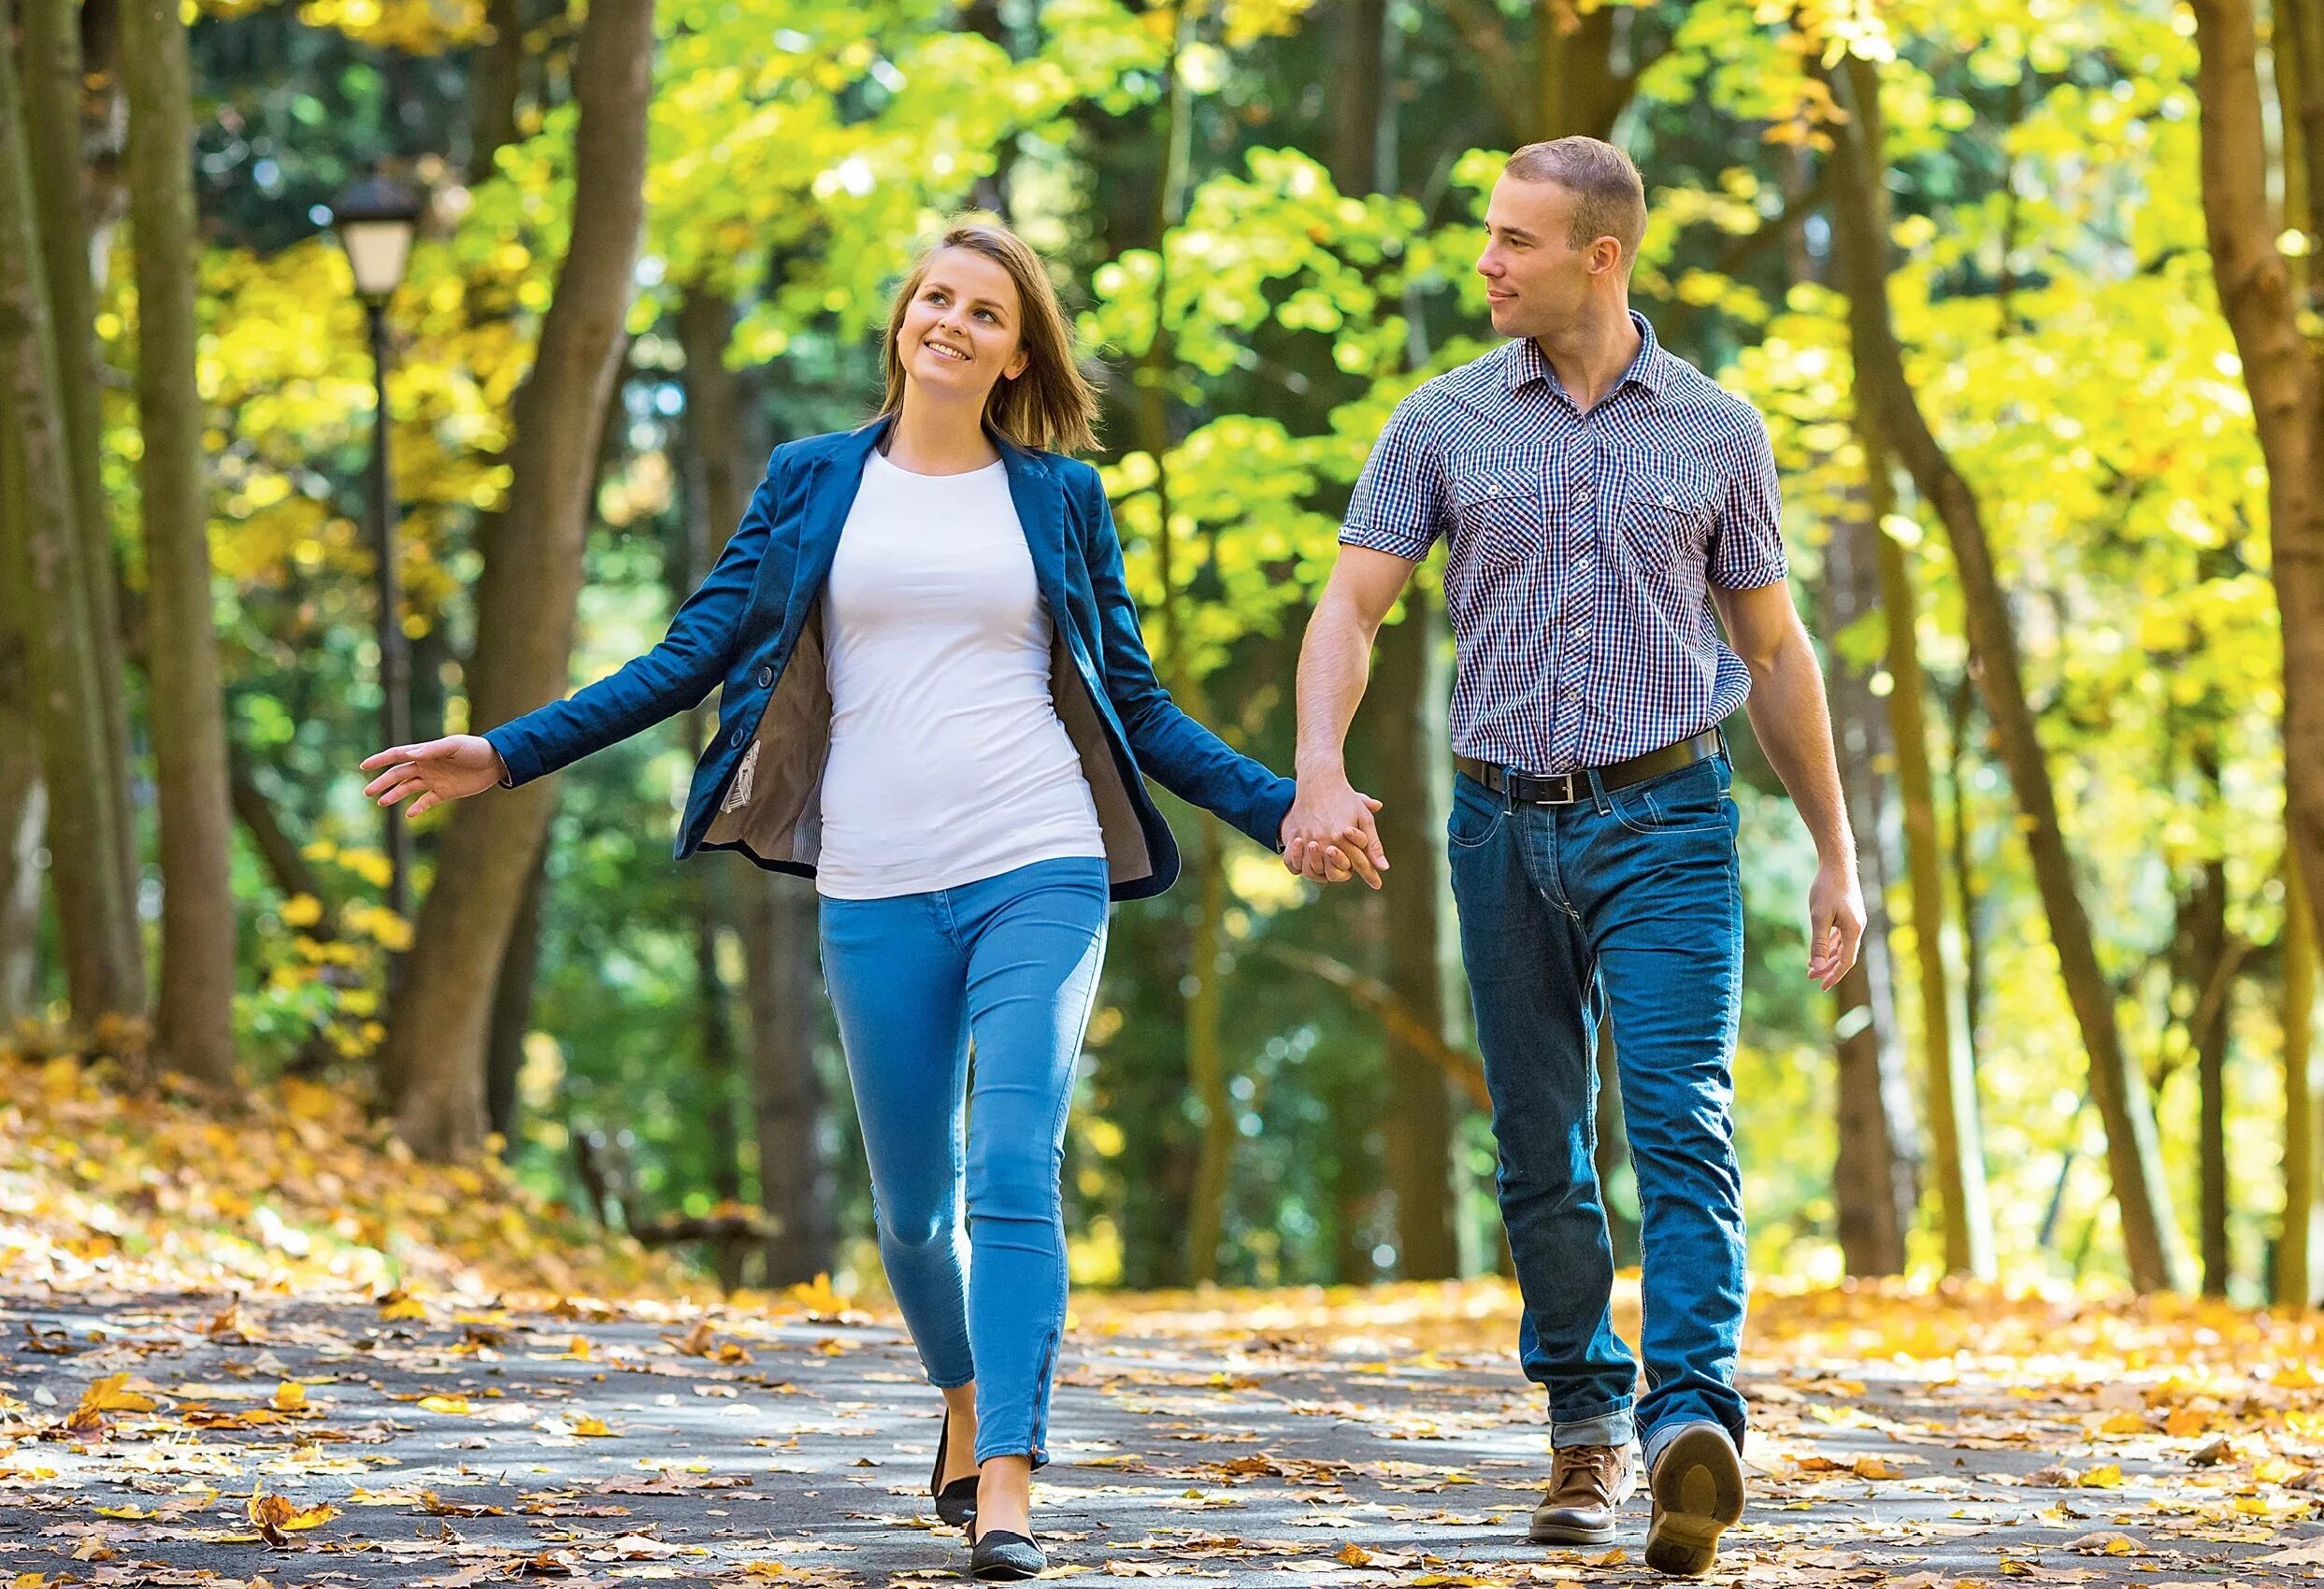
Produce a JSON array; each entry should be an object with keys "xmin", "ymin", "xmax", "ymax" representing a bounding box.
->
[
  {"xmin": 468, "ymin": 0, "xmax": 525, "ymax": 182},
  {"xmin": 378, "ymin": 0, "xmax": 655, "ymax": 1159},
  {"xmin": 1533, "ymin": 0, "xmax": 1628, "ymax": 143},
  {"xmin": 22, "ymin": 0, "xmax": 138, "ymax": 936},
  {"xmin": 1370, "ymin": 605, "xmax": 1461, "ymax": 1278},
  {"xmin": 2283, "ymin": 852, "xmax": 2318, "ymax": 1308},
  {"xmin": 2276, "ymin": 0, "xmax": 2322, "ymax": 310},
  {"xmin": 1824, "ymin": 483, "xmax": 1919, "ymax": 1277},
  {"xmin": 1182, "ymin": 817, "xmax": 1235, "ymax": 1283},
  {"xmin": 1124, "ymin": 3, "xmax": 1234, "ymax": 1287},
  {"xmin": 0, "ymin": 17, "xmax": 146, "ymax": 1033},
  {"xmin": 2181, "ymin": 754, "xmax": 2234, "ymax": 1296},
  {"xmin": 1824, "ymin": 49, "xmax": 2188, "ymax": 1292},
  {"xmin": 676, "ymin": 285, "xmax": 828, "ymax": 1286},
  {"xmin": 1942, "ymin": 676, "xmax": 1987, "ymax": 1051},
  {"xmin": 482, "ymin": 835, "xmax": 548, "ymax": 1147},
  {"xmin": 668, "ymin": 309, "xmax": 745, "ymax": 1290},
  {"xmin": 1871, "ymin": 442, "xmax": 1993, "ymax": 1278},
  {"xmin": 2188, "ymin": 0, "xmax": 2324, "ymax": 985},
  {"xmin": 121, "ymin": 0, "xmax": 239, "ymax": 1088},
  {"xmin": 1328, "ymin": 0, "xmax": 1457, "ymax": 1281},
  {"xmin": 740, "ymin": 873, "xmax": 831, "ymax": 1285},
  {"xmin": 1869, "ymin": 431, "xmax": 1993, "ymax": 1276},
  {"xmin": 0, "ymin": 508, "xmax": 45, "ymax": 1024}
]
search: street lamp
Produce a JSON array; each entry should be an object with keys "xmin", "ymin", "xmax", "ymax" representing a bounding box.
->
[{"xmin": 328, "ymin": 175, "xmax": 424, "ymax": 924}]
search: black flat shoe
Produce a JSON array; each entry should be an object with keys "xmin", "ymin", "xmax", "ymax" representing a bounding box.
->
[
  {"xmin": 930, "ymin": 1411, "xmax": 979, "ymax": 1530},
  {"xmin": 969, "ymin": 1528, "xmax": 1045, "ymax": 1581}
]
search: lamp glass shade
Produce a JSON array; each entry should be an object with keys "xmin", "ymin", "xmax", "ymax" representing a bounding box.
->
[{"xmin": 339, "ymin": 218, "xmax": 415, "ymax": 300}]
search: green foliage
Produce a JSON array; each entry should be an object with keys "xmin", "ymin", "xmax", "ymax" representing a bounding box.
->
[{"xmin": 45, "ymin": 0, "xmax": 2301, "ymax": 1298}]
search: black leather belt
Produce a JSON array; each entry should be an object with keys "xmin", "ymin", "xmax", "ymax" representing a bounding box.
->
[{"xmin": 1455, "ymin": 729, "xmax": 1724, "ymax": 806}]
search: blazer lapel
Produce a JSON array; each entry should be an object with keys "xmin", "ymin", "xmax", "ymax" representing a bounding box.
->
[
  {"xmin": 788, "ymin": 418, "xmax": 1083, "ymax": 670},
  {"xmin": 782, "ymin": 419, "xmax": 888, "ymax": 640},
  {"xmin": 996, "ymin": 434, "xmax": 1074, "ymax": 649}
]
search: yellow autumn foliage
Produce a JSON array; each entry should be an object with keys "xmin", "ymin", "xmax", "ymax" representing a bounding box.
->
[{"xmin": 0, "ymin": 1052, "xmax": 704, "ymax": 1303}]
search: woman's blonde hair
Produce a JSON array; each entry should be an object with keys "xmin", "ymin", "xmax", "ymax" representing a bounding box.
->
[{"xmin": 877, "ymin": 220, "xmax": 1101, "ymax": 456}]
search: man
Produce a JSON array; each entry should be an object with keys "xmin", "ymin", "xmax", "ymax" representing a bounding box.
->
[{"xmin": 1285, "ymin": 137, "xmax": 1865, "ymax": 1578}]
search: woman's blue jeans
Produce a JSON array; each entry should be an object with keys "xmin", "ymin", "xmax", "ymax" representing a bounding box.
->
[{"xmin": 817, "ymin": 856, "xmax": 1109, "ymax": 1468}]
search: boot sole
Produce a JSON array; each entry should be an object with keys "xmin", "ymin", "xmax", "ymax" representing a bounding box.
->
[
  {"xmin": 1644, "ymin": 1426, "xmax": 1743, "ymax": 1577},
  {"xmin": 1528, "ymin": 1514, "xmax": 1619, "ymax": 1546}
]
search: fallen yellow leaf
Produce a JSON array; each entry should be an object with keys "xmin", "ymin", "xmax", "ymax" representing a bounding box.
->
[
  {"xmin": 416, "ymin": 1395, "xmax": 473, "ymax": 1415},
  {"xmin": 2165, "ymin": 1407, "xmax": 2211, "ymax": 1438},
  {"xmin": 247, "ymin": 1491, "xmax": 339, "ymax": 1540},
  {"xmin": 78, "ymin": 1373, "xmax": 156, "ymax": 1414}
]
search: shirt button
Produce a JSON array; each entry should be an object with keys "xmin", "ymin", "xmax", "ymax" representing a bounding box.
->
[
  {"xmin": 729, "ymin": 727, "xmax": 747, "ymax": 748},
  {"xmin": 756, "ymin": 665, "xmax": 774, "ymax": 687}
]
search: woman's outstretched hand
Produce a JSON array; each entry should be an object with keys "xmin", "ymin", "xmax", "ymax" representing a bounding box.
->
[{"xmin": 360, "ymin": 735, "xmax": 507, "ymax": 817}]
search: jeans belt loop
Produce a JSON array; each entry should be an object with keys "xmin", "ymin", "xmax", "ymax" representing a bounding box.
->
[{"xmin": 1585, "ymin": 765, "xmax": 1613, "ymax": 816}]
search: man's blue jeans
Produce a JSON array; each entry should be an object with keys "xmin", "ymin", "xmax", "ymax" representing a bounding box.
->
[
  {"xmin": 1446, "ymin": 752, "xmax": 1749, "ymax": 1457},
  {"xmin": 818, "ymin": 856, "xmax": 1110, "ymax": 1468}
]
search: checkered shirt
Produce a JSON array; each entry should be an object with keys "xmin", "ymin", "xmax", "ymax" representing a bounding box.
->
[{"xmin": 1341, "ymin": 312, "xmax": 1789, "ymax": 776}]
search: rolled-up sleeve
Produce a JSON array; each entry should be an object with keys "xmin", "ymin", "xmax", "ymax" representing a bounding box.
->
[
  {"xmin": 1340, "ymin": 394, "xmax": 1451, "ymax": 562},
  {"xmin": 1708, "ymin": 412, "xmax": 1788, "ymax": 591}
]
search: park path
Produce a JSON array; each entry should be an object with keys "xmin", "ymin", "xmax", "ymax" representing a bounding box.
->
[{"xmin": 3, "ymin": 1282, "xmax": 2321, "ymax": 1586}]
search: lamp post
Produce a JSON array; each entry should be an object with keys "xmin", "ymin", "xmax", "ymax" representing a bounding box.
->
[{"xmin": 328, "ymin": 176, "xmax": 423, "ymax": 923}]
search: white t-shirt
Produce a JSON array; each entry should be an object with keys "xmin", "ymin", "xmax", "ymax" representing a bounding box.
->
[{"xmin": 812, "ymin": 449, "xmax": 1107, "ymax": 900}]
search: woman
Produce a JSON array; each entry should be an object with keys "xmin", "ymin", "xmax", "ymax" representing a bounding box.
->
[{"xmin": 361, "ymin": 222, "xmax": 1348, "ymax": 1580}]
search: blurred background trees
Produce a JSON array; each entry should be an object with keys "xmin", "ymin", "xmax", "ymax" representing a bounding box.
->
[{"xmin": 3, "ymin": 0, "xmax": 2319, "ymax": 1305}]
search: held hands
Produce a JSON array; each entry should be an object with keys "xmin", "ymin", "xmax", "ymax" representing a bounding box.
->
[
  {"xmin": 1806, "ymin": 857, "xmax": 1867, "ymax": 991},
  {"xmin": 360, "ymin": 735, "xmax": 508, "ymax": 818},
  {"xmin": 1281, "ymin": 771, "xmax": 1390, "ymax": 889}
]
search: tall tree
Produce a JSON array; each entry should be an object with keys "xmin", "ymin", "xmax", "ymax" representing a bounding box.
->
[
  {"xmin": 2179, "ymin": 831, "xmax": 2234, "ymax": 1296},
  {"xmin": 1867, "ymin": 425, "xmax": 1993, "ymax": 1277},
  {"xmin": 2187, "ymin": 0, "xmax": 2324, "ymax": 966},
  {"xmin": 676, "ymin": 286, "xmax": 831, "ymax": 1285},
  {"xmin": 1821, "ymin": 46, "xmax": 2188, "ymax": 1292},
  {"xmin": 0, "ymin": 455, "xmax": 48, "ymax": 1024},
  {"xmin": 0, "ymin": 9, "xmax": 145, "ymax": 1033},
  {"xmin": 468, "ymin": 0, "xmax": 525, "ymax": 181},
  {"xmin": 740, "ymin": 871, "xmax": 833, "ymax": 1285},
  {"xmin": 2284, "ymin": 852, "xmax": 2318, "ymax": 1308},
  {"xmin": 121, "ymin": 0, "xmax": 239, "ymax": 1086},
  {"xmin": 1823, "ymin": 480, "xmax": 1919, "ymax": 1276},
  {"xmin": 1330, "ymin": 0, "xmax": 1459, "ymax": 1280},
  {"xmin": 378, "ymin": 0, "xmax": 657, "ymax": 1158},
  {"xmin": 21, "ymin": 0, "xmax": 139, "ymax": 928}
]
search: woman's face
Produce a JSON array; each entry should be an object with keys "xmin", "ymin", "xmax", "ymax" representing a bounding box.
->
[{"xmin": 896, "ymin": 248, "xmax": 1030, "ymax": 403}]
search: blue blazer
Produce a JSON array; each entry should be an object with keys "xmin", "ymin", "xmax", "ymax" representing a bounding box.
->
[{"xmin": 484, "ymin": 415, "xmax": 1294, "ymax": 902}]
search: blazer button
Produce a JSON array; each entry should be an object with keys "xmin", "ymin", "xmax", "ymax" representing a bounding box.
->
[{"xmin": 756, "ymin": 665, "xmax": 774, "ymax": 687}]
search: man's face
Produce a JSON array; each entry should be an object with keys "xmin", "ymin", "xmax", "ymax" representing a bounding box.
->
[{"xmin": 1476, "ymin": 176, "xmax": 1621, "ymax": 337}]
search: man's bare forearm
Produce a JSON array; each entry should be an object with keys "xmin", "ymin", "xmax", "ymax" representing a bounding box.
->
[
  {"xmin": 1742, "ymin": 628, "xmax": 1855, "ymax": 868},
  {"xmin": 1295, "ymin": 596, "xmax": 1379, "ymax": 781}
]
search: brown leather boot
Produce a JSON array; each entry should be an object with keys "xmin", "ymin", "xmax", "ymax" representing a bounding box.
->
[
  {"xmin": 1643, "ymin": 1422, "xmax": 1744, "ymax": 1576},
  {"xmin": 1528, "ymin": 1442, "xmax": 1637, "ymax": 1545}
]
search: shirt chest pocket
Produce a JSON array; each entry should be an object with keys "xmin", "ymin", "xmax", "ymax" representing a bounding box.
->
[
  {"xmin": 1617, "ymin": 459, "xmax": 1722, "ymax": 572},
  {"xmin": 1448, "ymin": 465, "xmax": 1545, "ymax": 569}
]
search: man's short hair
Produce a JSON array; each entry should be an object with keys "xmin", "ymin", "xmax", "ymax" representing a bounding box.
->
[{"xmin": 1503, "ymin": 136, "xmax": 1648, "ymax": 262}]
